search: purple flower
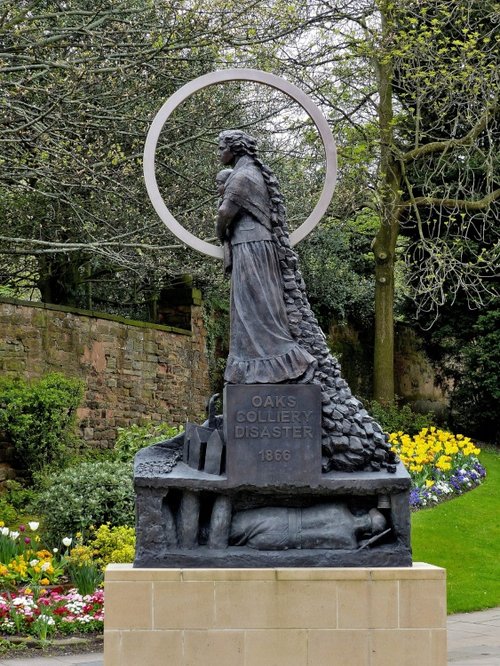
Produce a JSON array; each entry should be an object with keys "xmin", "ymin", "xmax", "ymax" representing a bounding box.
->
[
  {"xmin": 409, "ymin": 489, "xmax": 421, "ymax": 507},
  {"xmin": 474, "ymin": 462, "xmax": 486, "ymax": 477}
]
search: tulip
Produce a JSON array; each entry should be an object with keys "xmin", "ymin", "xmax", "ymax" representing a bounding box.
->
[
  {"xmin": 28, "ymin": 521, "xmax": 40, "ymax": 532},
  {"xmin": 9, "ymin": 531, "xmax": 20, "ymax": 540},
  {"xmin": 62, "ymin": 537, "xmax": 72, "ymax": 547}
]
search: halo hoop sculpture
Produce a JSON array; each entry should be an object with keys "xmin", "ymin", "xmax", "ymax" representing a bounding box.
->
[{"xmin": 143, "ymin": 69, "xmax": 337, "ymax": 259}]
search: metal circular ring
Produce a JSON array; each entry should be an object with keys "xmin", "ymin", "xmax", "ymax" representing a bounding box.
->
[{"xmin": 143, "ymin": 69, "xmax": 337, "ymax": 259}]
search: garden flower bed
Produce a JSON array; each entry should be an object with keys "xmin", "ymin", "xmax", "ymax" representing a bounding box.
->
[
  {"xmin": 0, "ymin": 527, "xmax": 106, "ymax": 652},
  {"xmin": 389, "ymin": 427, "xmax": 486, "ymax": 510},
  {"xmin": 0, "ymin": 521, "xmax": 136, "ymax": 651},
  {"xmin": 0, "ymin": 588, "xmax": 104, "ymax": 641}
]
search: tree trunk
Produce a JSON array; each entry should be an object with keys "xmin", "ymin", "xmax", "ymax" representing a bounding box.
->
[
  {"xmin": 372, "ymin": 0, "xmax": 401, "ymax": 403},
  {"xmin": 373, "ymin": 221, "xmax": 399, "ymax": 402}
]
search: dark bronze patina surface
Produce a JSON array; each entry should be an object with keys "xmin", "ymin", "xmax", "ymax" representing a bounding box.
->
[
  {"xmin": 224, "ymin": 384, "xmax": 321, "ymax": 487},
  {"xmin": 136, "ymin": 98, "xmax": 412, "ymax": 568}
]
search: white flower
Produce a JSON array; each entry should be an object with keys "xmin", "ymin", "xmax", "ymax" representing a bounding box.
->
[
  {"xmin": 0, "ymin": 527, "xmax": 9, "ymax": 536},
  {"xmin": 28, "ymin": 521, "xmax": 39, "ymax": 531},
  {"xmin": 9, "ymin": 531, "xmax": 19, "ymax": 540},
  {"xmin": 53, "ymin": 548, "xmax": 58, "ymax": 553},
  {"xmin": 37, "ymin": 614, "xmax": 55, "ymax": 626},
  {"xmin": 77, "ymin": 615, "xmax": 92, "ymax": 623},
  {"xmin": 41, "ymin": 561, "xmax": 51, "ymax": 572},
  {"xmin": 62, "ymin": 537, "xmax": 72, "ymax": 547},
  {"xmin": 30, "ymin": 559, "xmax": 39, "ymax": 567},
  {"xmin": 12, "ymin": 597, "xmax": 34, "ymax": 608}
]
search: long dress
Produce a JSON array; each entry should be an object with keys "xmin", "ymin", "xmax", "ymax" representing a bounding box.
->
[{"xmin": 221, "ymin": 155, "xmax": 316, "ymax": 384}]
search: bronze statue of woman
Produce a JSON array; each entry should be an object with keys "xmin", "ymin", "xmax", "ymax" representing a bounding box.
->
[
  {"xmin": 216, "ymin": 130, "xmax": 316, "ymax": 385},
  {"xmin": 216, "ymin": 129, "xmax": 394, "ymax": 473}
]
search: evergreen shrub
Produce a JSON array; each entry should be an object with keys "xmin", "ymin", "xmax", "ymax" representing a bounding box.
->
[
  {"xmin": 369, "ymin": 399, "xmax": 432, "ymax": 436},
  {"xmin": 90, "ymin": 524, "xmax": 136, "ymax": 568},
  {"xmin": 34, "ymin": 460, "xmax": 134, "ymax": 544},
  {"xmin": 113, "ymin": 422, "xmax": 183, "ymax": 462},
  {"xmin": 0, "ymin": 373, "xmax": 84, "ymax": 478}
]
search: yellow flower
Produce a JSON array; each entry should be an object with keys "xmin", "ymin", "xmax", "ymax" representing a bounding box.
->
[
  {"xmin": 40, "ymin": 578, "xmax": 50, "ymax": 585},
  {"xmin": 425, "ymin": 480, "xmax": 435, "ymax": 488}
]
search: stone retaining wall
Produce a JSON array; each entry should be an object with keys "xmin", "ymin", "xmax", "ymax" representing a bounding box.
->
[{"xmin": 0, "ymin": 297, "xmax": 210, "ymax": 456}]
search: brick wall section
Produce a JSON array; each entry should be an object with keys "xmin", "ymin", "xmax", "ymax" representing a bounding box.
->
[{"xmin": 0, "ymin": 297, "xmax": 210, "ymax": 451}]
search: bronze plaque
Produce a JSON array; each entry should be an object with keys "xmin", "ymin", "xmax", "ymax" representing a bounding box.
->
[{"xmin": 224, "ymin": 384, "xmax": 322, "ymax": 486}]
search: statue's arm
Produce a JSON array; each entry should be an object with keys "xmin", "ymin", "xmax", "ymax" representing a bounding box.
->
[{"xmin": 216, "ymin": 198, "xmax": 240, "ymax": 242}]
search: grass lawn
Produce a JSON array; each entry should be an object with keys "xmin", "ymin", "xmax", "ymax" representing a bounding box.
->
[{"xmin": 411, "ymin": 447, "xmax": 500, "ymax": 614}]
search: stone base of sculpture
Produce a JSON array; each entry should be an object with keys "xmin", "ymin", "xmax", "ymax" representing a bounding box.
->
[
  {"xmin": 134, "ymin": 384, "xmax": 412, "ymax": 568},
  {"xmin": 104, "ymin": 563, "xmax": 446, "ymax": 666}
]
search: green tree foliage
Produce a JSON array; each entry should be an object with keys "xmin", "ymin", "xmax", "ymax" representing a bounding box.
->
[
  {"xmin": 298, "ymin": 218, "xmax": 375, "ymax": 329},
  {"xmin": 280, "ymin": 0, "xmax": 499, "ymax": 400},
  {"xmin": 0, "ymin": 0, "xmax": 324, "ymax": 315},
  {"xmin": 0, "ymin": 0, "xmax": 221, "ymax": 310},
  {"xmin": 391, "ymin": 0, "xmax": 499, "ymax": 320}
]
